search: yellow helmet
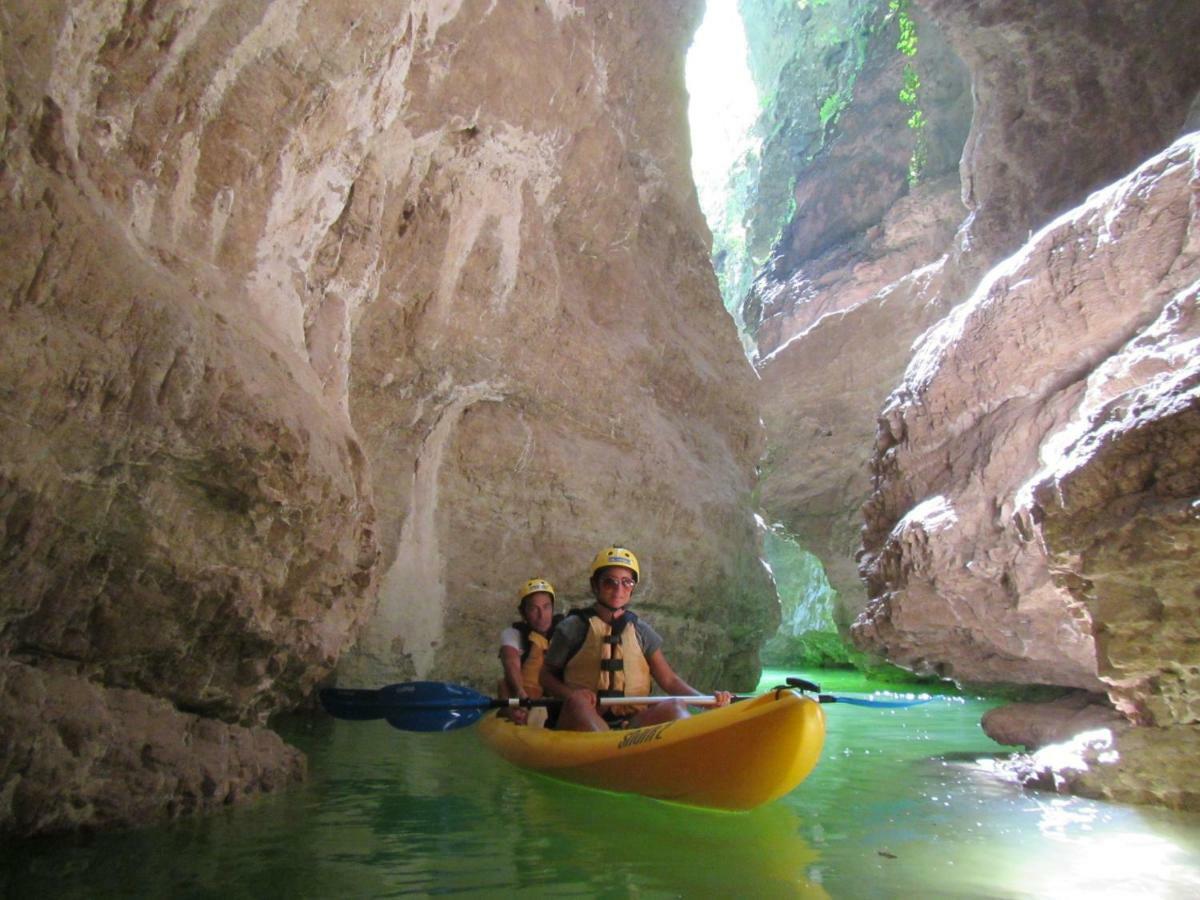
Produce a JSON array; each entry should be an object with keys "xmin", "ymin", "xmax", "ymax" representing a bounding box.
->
[
  {"xmin": 589, "ymin": 546, "xmax": 640, "ymax": 582},
  {"xmin": 518, "ymin": 578, "xmax": 556, "ymax": 603}
]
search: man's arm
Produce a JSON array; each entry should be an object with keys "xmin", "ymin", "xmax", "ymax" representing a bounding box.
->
[
  {"xmin": 647, "ymin": 651, "xmax": 733, "ymax": 705},
  {"xmin": 500, "ymin": 645, "xmax": 525, "ymax": 698},
  {"xmin": 646, "ymin": 649, "xmax": 697, "ymax": 696}
]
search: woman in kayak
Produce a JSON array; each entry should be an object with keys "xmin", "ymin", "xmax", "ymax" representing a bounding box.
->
[
  {"xmin": 498, "ymin": 577, "xmax": 562, "ymax": 726},
  {"xmin": 540, "ymin": 546, "xmax": 733, "ymax": 731}
]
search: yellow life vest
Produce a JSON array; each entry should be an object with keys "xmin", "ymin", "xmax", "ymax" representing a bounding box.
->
[
  {"xmin": 562, "ymin": 610, "xmax": 651, "ymax": 718},
  {"xmin": 520, "ymin": 630, "xmax": 549, "ymax": 699},
  {"xmin": 501, "ymin": 617, "xmax": 563, "ymax": 700}
]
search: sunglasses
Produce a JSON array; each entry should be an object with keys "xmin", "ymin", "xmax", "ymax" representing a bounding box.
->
[{"xmin": 598, "ymin": 575, "xmax": 636, "ymax": 590}]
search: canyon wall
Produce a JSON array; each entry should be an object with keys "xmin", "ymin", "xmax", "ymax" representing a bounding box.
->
[
  {"xmin": 742, "ymin": 0, "xmax": 972, "ymax": 621},
  {"xmin": 858, "ymin": 128, "xmax": 1199, "ymax": 810},
  {"xmin": 0, "ymin": 0, "xmax": 772, "ymax": 836},
  {"xmin": 852, "ymin": 0, "xmax": 1200, "ymax": 808},
  {"xmin": 741, "ymin": 0, "xmax": 1200, "ymax": 806}
]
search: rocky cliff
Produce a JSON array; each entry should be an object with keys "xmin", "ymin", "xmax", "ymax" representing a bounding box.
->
[
  {"xmin": 739, "ymin": 0, "xmax": 1200, "ymax": 808},
  {"xmin": 742, "ymin": 0, "xmax": 972, "ymax": 620},
  {"xmin": 0, "ymin": 0, "xmax": 772, "ymax": 836}
]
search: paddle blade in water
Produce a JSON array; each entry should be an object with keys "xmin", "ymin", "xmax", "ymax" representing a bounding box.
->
[
  {"xmin": 820, "ymin": 693, "xmax": 933, "ymax": 709},
  {"xmin": 385, "ymin": 706, "xmax": 485, "ymax": 732},
  {"xmin": 319, "ymin": 688, "xmax": 387, "ymax": 720}
]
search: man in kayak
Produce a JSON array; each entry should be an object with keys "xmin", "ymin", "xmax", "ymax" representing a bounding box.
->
[
  {"xmin": 540, "ymin": 546, "xmax": 733, "ymax": 731},
  {"xmin": 498, "ymin": 577, "xmax": 562, "ymax": 726}
]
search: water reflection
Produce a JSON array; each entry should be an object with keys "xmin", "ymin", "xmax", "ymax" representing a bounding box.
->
[
  {"xmin": 489, "ymin": 778, "xmax": 827, "ymax": 897},
  {"xmin": 3, "ymin": 672, "xmax": 1199, "ymax": 898}
]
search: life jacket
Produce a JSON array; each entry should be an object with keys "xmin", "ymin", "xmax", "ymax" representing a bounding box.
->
[
  {"xmin": 560, "ymin": 608, "xmax": 651, "ymax": 718},
  {"xmin": 509, "ymin": 615, "xmax": 563, "ymax": 699}
]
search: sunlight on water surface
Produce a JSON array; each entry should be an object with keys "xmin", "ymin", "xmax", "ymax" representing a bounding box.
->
[{"xmin": 3, "ymin": 670, "xmax": 1199, "ymax": 898}]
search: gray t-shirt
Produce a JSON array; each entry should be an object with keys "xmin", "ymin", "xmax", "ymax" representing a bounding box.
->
[{"xmin": 543, "ymin": 611, "xmax": 663, "ymax": 672}]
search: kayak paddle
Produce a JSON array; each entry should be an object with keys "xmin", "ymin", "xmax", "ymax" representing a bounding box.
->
[
  {"xmin": 778, "ymin": 676, "xmax": 937, "ymax": 709},
  {"xmin": 318, "ymin": 678, "xmax": 932, "ymax": 732},
  {"xmin": 319, "ymin": 681, "xmax": 743, "ymax": 732}
]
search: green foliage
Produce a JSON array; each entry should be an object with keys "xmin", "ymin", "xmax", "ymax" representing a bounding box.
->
[
  {"xmin": 761, "ymin": 631, "xmax": 855, "ymax": 668},
  {"xmin": 888, "ymin": 0, "xmax": 926, "ymax": 186},
  {"xmin": 890, "ymin": 0, "xmax": 918, "ymax": 56},
  {"xmin": 819, "ymin": 91, "xmax": 850, "ymax": 129},
  {"xmin": 899, "ymin": 65, "xmax": 920, "ymax": 107}
]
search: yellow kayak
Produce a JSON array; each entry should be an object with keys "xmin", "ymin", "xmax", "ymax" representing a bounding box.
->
[{"xmin": 477, "ymin": 689, "xmax": 825, "ymax": 811}]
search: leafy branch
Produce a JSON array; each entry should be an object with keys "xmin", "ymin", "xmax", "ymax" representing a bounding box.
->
[{"xmin": 888, "ymin": 0, "xmax": 927, "ymax": 185}]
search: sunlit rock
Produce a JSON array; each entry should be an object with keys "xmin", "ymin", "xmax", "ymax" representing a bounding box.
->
[
  {"xmin": 742, "ymin": 1, "xmax": 971, "ymax": 620},
  {"xmin": 0, "ymin": 0, "xmax": 771, "ymax": 835},
  {"xmin": 984, "ymin": 722, "xmax": 1200, "ymax": 811},
  {"xmin": 981, "ymin": 692, "xmax": 1125, "ymax": 750},
  {"xmin": 857, "ymin": 134, "xmax": 1200, "ymax": 707},
  {"xmin": 1068, "ymin": 724, "xmax": 1200, "ymax": 810}
]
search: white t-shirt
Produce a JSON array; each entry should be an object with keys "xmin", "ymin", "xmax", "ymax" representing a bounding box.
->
[{"xmin": 499, "ymin": 626, "xmax": 523, "ymax": 653}]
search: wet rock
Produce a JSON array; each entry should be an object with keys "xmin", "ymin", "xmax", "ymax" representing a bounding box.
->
[
  {"xmin": 856, "ymin": 134, "xmax": 1200, "ymax": 702},
  {"xmin": 987, "ymin": 721, "xmax": 1200, "ymax": 812},
  {"xmin": 0, "ymin": 661, "xmax": 304, "ymax": 838},
  {"xmin": 1068, "ymin": 724, "xmax": 1200, "ymax": 810},
  {"xmin": 981, "ymin": 692, "xmax": 1125, "ymax": 749}
]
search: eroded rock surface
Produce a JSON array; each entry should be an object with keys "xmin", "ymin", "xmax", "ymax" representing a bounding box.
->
[
  {"xmin": 742, "ymin": 0, "xmax": 1200, "ymax": 808},
  {"xmin": 1, "ymin": 0, "xmax": 771, "ymax": 835},
  {"xmin": 981, "ymin": 692, "xmax": 1125, "ymax": 750},
  {"xmin": 857, "ymin": 135, "xmax": 1200, "ymax": 802},
  {"xmin": 332, "ymin": 0, "xmax": 774, "ymax": 691},
  {"xmin": 0, "ymin": 661, "xmax": 305, "ymax": 835},
  {"xmin": 757, "ymin": 261, "xmax": 956, "ymax": 626},
  {"xmin": 920, "ymin": 0, "xmax": 1200, "ymax": 260},
  {"xmin": 750, "ymin": 0, "xmax": 1200, "ymax": 636},
  {"xmin": 741, "ymin": 2, "xmax": 971, "ymax": 620}
]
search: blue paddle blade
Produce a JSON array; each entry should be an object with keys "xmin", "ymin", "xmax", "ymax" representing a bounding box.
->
[
  {"xmin": 379, "ymin": 681, "xmax": 493, "ymax": 710},
  {"xmin": 819, "ymin": 693, "xmax": 933, "ymax": 709},
  {"xmin": 385, "ymin": 706, "xmax": 485, "ymax": 732},
  {"xmin": 377, "ymin": 682, "xmax": 492, "ymax": 732},
  {"xmin": 321, "ymin": 682, "xmax": 496, "ymax": 731}
]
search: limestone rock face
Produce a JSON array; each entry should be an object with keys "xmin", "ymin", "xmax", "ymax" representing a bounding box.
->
[
  {"xmin": 330, "ymin": 1, "xmax": 774, "ymax": 692},
  {"xmin": 1, "ymin": 0, "xmax": 771, "ymax": 834},
  {"xmin": 758, "ymin": 261, "xmax": 957, "ymax": 625},
  {"xmin": 856, "ymin": 134, "xmax": 1199, "ymax": 709},
  {"xmin": 0, "ymin": 661, "xmax": 305, "ymax": 836},
  {"xmin": 752, "ymin": 0, "xmax": 1200, "ymax": 645},
  {"xmin": 839, "ymin": 0, "xmax": 1200, "ymax": 808},
  {"xmin": 919, "ymin": 0, "xmax": 1200, "ymax": 260},
  {"xmin": 742, "ymin": 3, "xmax": 971, "ymax": 621},
  {"xmin": 743, "ymin": 2, "xmax": 972, "ymax": 357}
]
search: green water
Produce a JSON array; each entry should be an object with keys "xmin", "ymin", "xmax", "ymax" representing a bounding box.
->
[{"xmin": 4, "ymin": 670, "xmax": 1200, "ymax": 898}]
